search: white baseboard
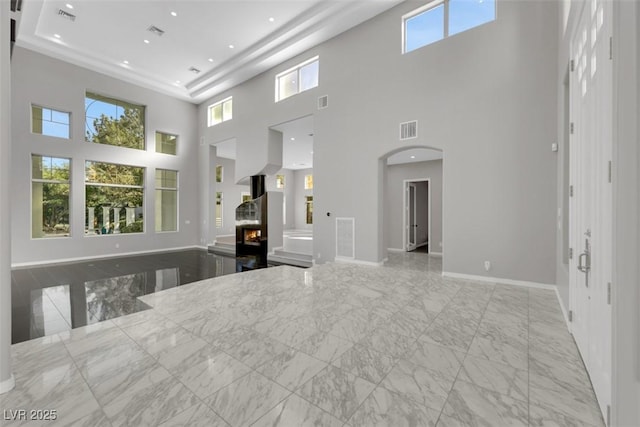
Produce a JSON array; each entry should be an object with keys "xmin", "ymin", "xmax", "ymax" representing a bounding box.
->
[
  {"xmin": 334, "ymin": 257, "xmax": 384, "ymax": 267},
  {"xmin": 387, "ymin": 248, "xmax": 405, "ymax": 253},
  {"xmin": 554, "ymin": 287, "xmax": 571, "ymax": 330},
  {"xmin": 442, "ymin": 271, "xmax": 556, "ymax": 290},
  {"xmin": 12, "ymin": 245, "xmax": 204, "ymax": 268},
  {"xmin": 0, "ymin": 374, "xmax": 15, "ymax": 394},
  {"xmin": 430, "ymin": 251, "xmax": 443, "ymax": 256}
]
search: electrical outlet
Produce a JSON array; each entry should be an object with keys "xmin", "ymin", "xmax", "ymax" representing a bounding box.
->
[{"xmin": 484, "ymin": 261, "xmax": 491, "ymax": 271}]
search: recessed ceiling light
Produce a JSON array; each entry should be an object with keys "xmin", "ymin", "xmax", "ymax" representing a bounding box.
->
[
  {"xmin": 65, "ymin": 3, "xmax": 74, "ymax": 9},
  {"xmin": 54, "ymin": 34, "xmax": 61, "ymax": 38},
  {"xmin": 310, "ymin": 151, "xmax": 314, "ymax": 154},
  {"xmin": 123, "ymin": 60, "xmax": 129, "ymax": 64},
  {"xmin": 175, "ymin": 80, "xmax": 181, "ymax": 84},
  {"xmin": 290, "ymin": 137, "xmax": 295, "ymax": 141},
  {"xmin": 144, "ymin": 39, "xmax": 150, "ymax": 44},
  {"xmin": 208, "ymin": 58, "xmax": 214, "ymax": 63},
  {"xmin": 228, "ymin": 44, "xmax": 235, "ymax": 49},
  {"xmin": 269, "ymin": 17, "xmax": 275, "ymax": 22},
  {"xmin": 410, "ymin": 155, "xmax": 416, "ymax": 159},
  {"xmin": 170, "ymin": 11, "xmax": 177, "ymax": 17}
]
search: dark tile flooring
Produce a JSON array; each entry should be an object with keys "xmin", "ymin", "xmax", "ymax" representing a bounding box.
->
[{"xmin": 11, "ymin": 249, "xmax": 237, "ymax": 344}]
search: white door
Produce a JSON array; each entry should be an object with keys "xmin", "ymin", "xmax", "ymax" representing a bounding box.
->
[
  {"xmin": 406, "ymin": 183, "xmax": 417, "ymax": 251},
  {"xmin": 569, "ymin": 0, "xmax": 612, "ymax": 421}
]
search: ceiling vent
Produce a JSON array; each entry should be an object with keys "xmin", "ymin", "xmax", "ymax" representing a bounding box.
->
[
  {"xmin": 400, "ymin": 120, "xmax": 418, "ymax": 140},
  {"xmin": 147, "ymin": 25, "xmax": 165, "ymax": 36},
  {"xmin": 57, "ymin": 9, "xmax": 76, "ymax": 22},
  {"xmin": 189, "ymin": 66, "xmax": 201, "ymax": 74},
  {"xmin": 318, "ymin": 95, "xmax": 328, "ymax": 110}
]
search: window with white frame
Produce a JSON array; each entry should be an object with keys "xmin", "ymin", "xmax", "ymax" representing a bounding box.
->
[
  {"xmin": 85, "ymin": 161, "xmax": 144, "ymax": 235},
  {"xmin": 32, "ymin": 106, "xmax": 71, "ymax": 139},
  {"xmin": 155, "ymin": 169, "xmax": 178, "ymax": 232},
  {"xmin": 403, "ymin": 0, "xmax": 495, "ymax": 54},
  {"xmin": 216, "ymin": 165, "xmax": 223, "ymax": 183},
  {"xmin": 275, "ymin": 56, "xmax": 319, "ymax": 102},
  {"xmin": 31, "ymin": 155, "xmax": 71, "ymax": 238},
  {"xmin": 208, "ymin": 97, "xmax": 233, "ymax": 127},
  {"xmin": 215, "ymin": 192, "xmax": 223, "ymax": 228}
]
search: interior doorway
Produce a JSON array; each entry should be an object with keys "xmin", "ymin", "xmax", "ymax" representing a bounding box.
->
[{"xmin": 404, "ymin": 179, "xmax": 430, "ymax": 253}]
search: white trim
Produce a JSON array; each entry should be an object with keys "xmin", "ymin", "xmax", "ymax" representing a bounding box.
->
[
  {"xmin": 0, "ymin": 375, "xmax": 15, "ymax": 394},
  {"xmin": 11, "ymin": 245, "xmax": 204, "ymax": 268},
  {"xmin": 430, "ymin": 251, "xmax": 443, "ymax": 256},
  {"xmin": 554, "ymin": 286, "xmax": 571, "ymax": 330},
  {"xmin": 334, "ymin": 257, "xmax": 383, "ymax": 267},
  {"xmin": 442, "ymin": 271, "xmax": 556, "ymax": 290},
  {"xmin": 387, "ymin": 247, "xmax": 405, "ymax": 253}
]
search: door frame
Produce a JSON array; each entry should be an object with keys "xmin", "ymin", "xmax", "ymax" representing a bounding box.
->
[{"xmin": 402, "ymin": 178, "xmax": 431, "ymax": 253}]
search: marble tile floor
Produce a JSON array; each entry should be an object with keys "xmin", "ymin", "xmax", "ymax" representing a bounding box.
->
[
  {"xmin": 1, "ymin": 252, "xmax": 605, "ymax": 426},
  {"xmin": 11, "ymin": 249, "xmax": 237, "ymax": 344}
]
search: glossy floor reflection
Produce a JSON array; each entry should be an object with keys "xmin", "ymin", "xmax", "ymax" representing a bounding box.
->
[
  {"xmin": 11, "ymin": 250, "xmax": 237, "ymax": 344},
  {"xmin": 3, "ymin": 252, "xmax": 604, "ymax": 426}
]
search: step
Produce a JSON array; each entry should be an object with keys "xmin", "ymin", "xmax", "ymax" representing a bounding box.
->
[
  {"xmin": 268, "ymin": 252, "xmax": 313, "ymax": 268},
  {"xmin": 208, "ymin": 242, "xmax": 235, "ymax": 256}
]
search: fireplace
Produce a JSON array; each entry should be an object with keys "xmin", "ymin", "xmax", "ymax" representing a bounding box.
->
[
  {"xmin": 236, "ymin": 175, "xmax": 268, "ymax": 271},
  {"xmin": 243, "ymin": 229, "xmax": 261, "ymax": 246}
]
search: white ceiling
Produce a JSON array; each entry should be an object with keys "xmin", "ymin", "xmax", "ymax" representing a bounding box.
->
[{"xmin": 16, "ymin": 0, "xmax": 403, "ymax": 104}]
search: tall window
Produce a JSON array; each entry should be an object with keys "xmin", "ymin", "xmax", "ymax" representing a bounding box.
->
[
  {"xmin": 215, "ymin": 192, "xmax": 223, "ymax": 228},
  {"xmin": 156, "ymin": 169, "xmax": 178, "ymax": 232},
  {"xmin": 31, "ymin": 155, "xmax": 70, "ymax": 238},
  {"xmin": 305, "ymin": 196, "xmax": 313, "ymax": 224},
  {"xmin": 216, "ymin": 165, "xmax": 223, "ymax": 183},
  {"xmin": 85, "ymin": 92, "xmax": 146, "ymax": 150},
  {"xmin": 156, "ymin": 131, "xmax": 177, "ymax": 155},
  {"xmin": 208, "ymin": 97, "xmax": 233, "ymax": 127},
  {"xmin": 275, "ymin": 56, "xmax": 319, "ymax": 102},
  {"xmin": 85, "ymin": 161, "xmax": 144, "ymax": 235},
  {"xmin": 304, "ymin": 174, "xmax": 313, "ymax": 190},
  {"xmin": 32, "ymin": 106, "xmax": 70, "ymax": 139},
  {"xmin": 403, "ymin": 0, "xmax": 495, "ymax": 53}
]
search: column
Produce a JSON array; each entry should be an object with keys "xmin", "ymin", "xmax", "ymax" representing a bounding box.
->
[
  {"xmin": 0, "ymin": 0, "xmax": 15, "ymax": 393},
  {"xmin": 113, "ymin": 208, "xmax": 120, "ymax": 233},
  {"xmin": 102, "ymin": 207, "xmax": 110, "ymax": 232},
  {"xmin": 125, "ymin": 207, "xmax": 135, "ymax": 226},
  {"xmin": 87, "ymin": 207, "xmax": 95, "ymax": 233}
]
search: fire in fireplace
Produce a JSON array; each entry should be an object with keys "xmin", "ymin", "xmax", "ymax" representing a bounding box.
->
[{"xmin": 244, "ymin": 229, "xmax": 261, "ymax": 245}]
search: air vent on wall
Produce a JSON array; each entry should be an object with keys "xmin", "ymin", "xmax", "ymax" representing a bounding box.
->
[
  {"xmin": 57, "ymin": 9, "xmax": 76, "ymax": 21},
  {"xmin": 189, "ymin": 66, "xmax": 201, "ymax": 74},
  {"xmin": 400, "ymin": 120, "xmax": 418, "ymax": 140},
  {"xmin": 336, "ymin": 217, "xmax": 355, "ymax": 259},
  {"xmin": 318, "ymin": 95, "xmax": 328, "ymax": 110},
  {"xmin": 147, "ymin": 25, "xmax": 165, "ymax": 36}
]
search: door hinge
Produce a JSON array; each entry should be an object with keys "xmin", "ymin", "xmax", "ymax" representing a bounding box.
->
[
  {"xmin": 568, "ymin": 310, "xmax": 573, "ymax": 322},
  {"xmin": 570, "ymin": 122, "xmax": 575, "ymax": 134},
  {"xmin": 607, "ymin": 404, "xmax": 611, "ymax": 425},
  {"xmin": 608, "ymin": 161, "xmax": 612, "ymax": 183},
  {"xmin": 570, "ymin": 59, "xmax": 575, "ymax": 72},
  {"xmin": 570, "ymin": 185, "xmax": 574, "ymax": 197},
  {"xmin": 607, "ymin": 282, "xmax": 612, "ymax": 305},
  {"xmin": 569, "ymin": 248, "xmax": 573, "ymax": 259}
]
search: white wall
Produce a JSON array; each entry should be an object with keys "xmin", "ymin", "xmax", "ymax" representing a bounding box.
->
[
  {"xmin": 211, "ymin": 156, "xmax": 250, "ymax": 237},
  {"xmin": 265, "ymin": 168, "xmax": 295, "ymax": 231},
  {"xmin": 11, "ymin": 48, "xmax": 200, "ymax": 265},
  {"xmin": 198, "ymin": 0, "xmax": 559, "ymax": 285},
  {"xmin": 385, "ymin": 160, "xmax": 443, "ymax": 252},
  {"xmin": 1, "ymin": 0, "xmax": 15, "ymax": 392},
  {"xmin": 611, "ymin": 1, "xmax": 640, "ymax": 425}
]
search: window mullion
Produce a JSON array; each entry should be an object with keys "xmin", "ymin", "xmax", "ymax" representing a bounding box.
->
[{"xmin": 444, "ymin": 0, "xmax": 449, "ymax": 37}]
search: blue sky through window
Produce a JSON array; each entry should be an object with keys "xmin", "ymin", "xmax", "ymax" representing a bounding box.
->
[
  {"xmin": 405, "ymin": 4, "xmax": 444, "ymax": 53},
  {"xmin": 449, "ymin": 0, "xmax": 496, "ymax": 36},
  {"xmin": 405, "ymin": 0, "xmax": 495, "ymax": 53}
]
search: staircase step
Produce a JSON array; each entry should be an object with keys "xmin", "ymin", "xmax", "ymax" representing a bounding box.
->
[
  {"xmin": 268, "ymin": 252, "xmax": 312, "ymax": 268},
  {"xmin": 273, "ymin": 250, "xmax": 312, "ymax": 261},
  {"xmin": 208, "ymin": 243, "xmax": 235, "ymax": 256}
]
